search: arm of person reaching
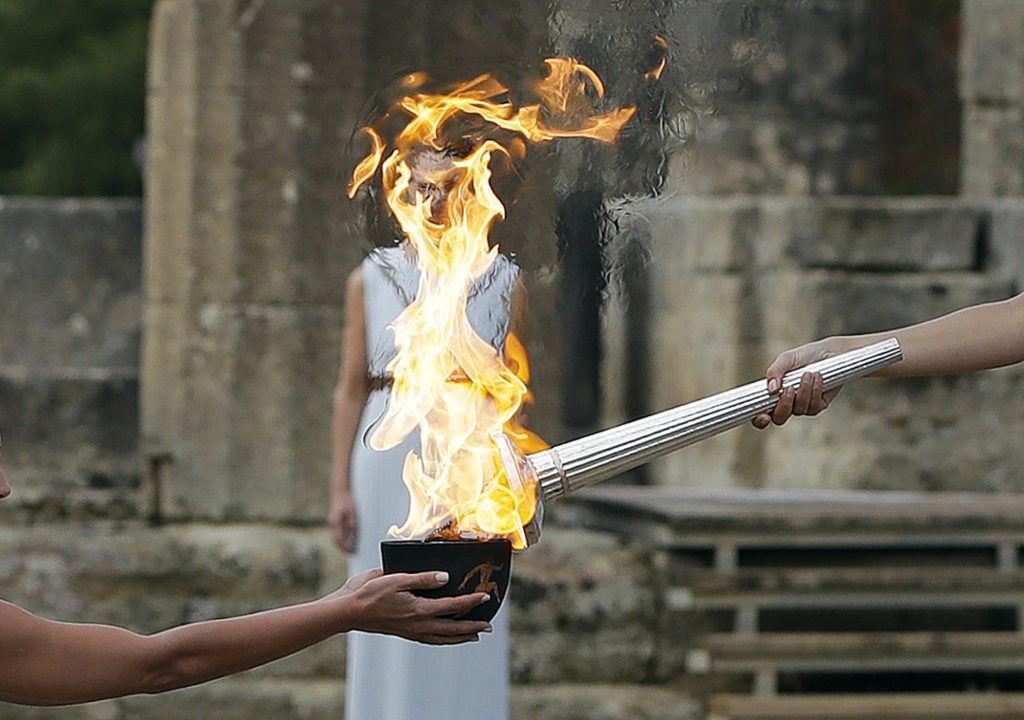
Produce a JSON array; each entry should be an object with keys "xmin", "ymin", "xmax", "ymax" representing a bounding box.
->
[
  {"xmin": 0, "ymin": 569, "xmax": 490, "ymax": 706},
  {"xmin": 754, "ymin": 292, "xmax": 1024, "ymax": 428},
  {"xmin": 329, "ymin": 267, "xmax": 370, "ymax": 552}
]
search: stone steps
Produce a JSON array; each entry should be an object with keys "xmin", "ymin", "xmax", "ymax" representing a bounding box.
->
[
  {"xmin": 668, "ymin": 566, "xmax": 1024, "ymax": 631},
  {"xmin": 682, "ymin": 566, "xmax": 1024, "ymax": 596},
  {"xmin": 568, "ymin": 488, "xmax": 1024, "ymax": 713}
]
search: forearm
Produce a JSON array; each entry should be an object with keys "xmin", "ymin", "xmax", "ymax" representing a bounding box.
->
[
  {"xmin": 143, "ymin": 599, "xmax": 348, "ymax": 693},
  {"xmin": 0, "ymin": 599, "xmax": 352, "ymax": 706},
  {"xmin": 330, "ymin": 387, "xmax": 367, "ymax": 497},
  {"xmin": 831, "ymin": 295, "xmax": 1024, "ymax": 378}
]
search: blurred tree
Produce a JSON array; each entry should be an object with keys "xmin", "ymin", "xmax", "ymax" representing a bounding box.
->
[{"xmin": 0, "ymin": 0, "xmax": 152, "ymax": 196}]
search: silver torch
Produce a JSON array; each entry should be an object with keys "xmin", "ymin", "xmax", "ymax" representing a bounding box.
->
[{"xmin": 493, "ymin": 338, "xmax": 904, "ymax": 548}]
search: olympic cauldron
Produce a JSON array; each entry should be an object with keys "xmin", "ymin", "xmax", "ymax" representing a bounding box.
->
[{"xmin": 383, "ymin": 338, "xmax": 903, "ymax": 621}]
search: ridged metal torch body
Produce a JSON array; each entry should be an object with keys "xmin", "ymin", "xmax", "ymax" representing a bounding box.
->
[{"xmin": 526, "ymin": 338, "xmax": 902, "ymax": 502}]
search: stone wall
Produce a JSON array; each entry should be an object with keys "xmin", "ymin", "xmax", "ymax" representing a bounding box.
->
[
  {"xmin": 0, "ymin": 198, "xmax": 143, "ymax": 523},
  {"xmin": 604, "ymin": 196, "xmax": 1024, "ymax": 493},
  {"xmin": 961, "ymin": 0, "xmax": 1024, "ymax": 198}
]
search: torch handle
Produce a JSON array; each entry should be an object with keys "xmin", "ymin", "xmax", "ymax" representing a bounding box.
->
[{"xmin": 528, "ymin": 338, "xmax": 903, "ymax": 500}]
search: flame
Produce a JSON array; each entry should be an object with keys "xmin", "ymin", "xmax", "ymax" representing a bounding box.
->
[
  {"xmin": 351, "ymin": 59, "xmax": 634, "ymax": 549},
  {"xmin": 645, "ymin": 35, "xmax": 668, "ymax": 81},
  {"xmin": 348, "ymin": 127, "xmax": 385, "ymax": 198}
]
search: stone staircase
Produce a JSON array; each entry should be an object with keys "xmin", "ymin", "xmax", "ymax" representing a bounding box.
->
[{"xmin": 565, "ymin": 487, "xmax": 1024, "ymax": 720}]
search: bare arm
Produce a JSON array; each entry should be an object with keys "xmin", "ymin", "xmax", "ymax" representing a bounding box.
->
[
  {"xmin": 329, "ymin": 268, "xmax": 370, "ymax": 552},
  {"xmin": 0, "ymin": 570, "xmax": 489, "ymax": 706},
  {"xmin": 755, "ymin": 292, "xmax": 1024, "ymax": 427},
  {"xmin": 838, "ymin": 292, "xmax": 1024, "ymax": 377}
]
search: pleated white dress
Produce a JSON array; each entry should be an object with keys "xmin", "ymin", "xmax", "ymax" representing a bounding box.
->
[{"xmin": 344, "ymin": 245, "xmax": 515, "ymax": 720}]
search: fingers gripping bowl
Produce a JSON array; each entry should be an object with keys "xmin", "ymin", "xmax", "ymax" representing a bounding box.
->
[{"xmin": 381, "ymin": 539, "xmax": 512, "ymax": 622}]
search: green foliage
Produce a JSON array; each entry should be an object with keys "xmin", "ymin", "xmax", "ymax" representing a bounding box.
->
[{"xmin": 0, "ymin": 0, "xmax": 152, "ymax": 196}]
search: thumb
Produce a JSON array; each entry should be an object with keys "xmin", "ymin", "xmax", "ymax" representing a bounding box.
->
[{"xmin": 766, "ymin": 350, "xmax": 800, "ymax": 394}]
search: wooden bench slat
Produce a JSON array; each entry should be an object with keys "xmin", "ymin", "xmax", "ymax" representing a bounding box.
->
[
  {"xmin": 570, "ymin": 487, "xmax": 1024, "ymax": 533},
  {"xmin": 708, "ymin": 692, "xmax": 1024, "ymax": 720},
  {"xmin": 681, "ymin": 566, "xmax": 1024, "ymax": 595},
  {"xmin": 691, "ymin": 632, "xmax": 1024, "ymax": 676},
  {"xmin": 681, "ymin": 589, "xmax": 1024, "ymax": 612},
  {"xmin": 704, "ymin": 631, "xmax": 1024, "ymax": 658}
]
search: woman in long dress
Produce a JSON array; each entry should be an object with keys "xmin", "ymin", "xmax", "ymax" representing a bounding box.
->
[{"xmin": 329, "ymin": 148, "xmax": 523, "ymax": 720}]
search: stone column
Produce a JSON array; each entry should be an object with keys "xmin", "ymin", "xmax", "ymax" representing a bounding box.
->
[
  {"xmin": 961, "ymin": 0, "xmax": 1024, "ymax": 295},
  {"xmin": 143, "ymin": 0, "xmax": 368, "ymax": 522},
  {"xmin": 961, "ymin": 0, "xmax": 1024, "ymax": 198}
]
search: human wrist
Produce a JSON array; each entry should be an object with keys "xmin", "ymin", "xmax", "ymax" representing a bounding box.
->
[
  {"xmin": 315, "ymin": 593, "xmax": 360, "ymax": 635},
  {"xmin": 329, "ymin": 478, "xmax": 352, "ymax": 500}
]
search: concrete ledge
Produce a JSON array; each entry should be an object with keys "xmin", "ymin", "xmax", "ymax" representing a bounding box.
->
[
  {"xmin": 513, "ymin": 683, "xmax": 702, "ymax": 720},
  {"xmin": 0, "ymin": 375, "xmax": 141, "ymax": 522},
  {"xmin": 642, "ymin": 196, "xmax": 982, "ymax": 272}
]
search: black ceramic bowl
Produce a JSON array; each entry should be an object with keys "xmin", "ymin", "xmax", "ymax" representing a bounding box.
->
[{"xmin": 380, "ymin": 538, "xmax": 512, "ymax": 622}]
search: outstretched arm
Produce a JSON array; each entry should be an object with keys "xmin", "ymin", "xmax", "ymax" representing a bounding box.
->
[
  {"xmin": 0, "ymin": 570, "xmax": 489, "ymax": 706},
  {"xmin": 754, "ymin": 292, "xmax": 1024, "ymax": 427},
  {"xmin": 329, "ymin": 268, "xmax": 370, "ymax": 552}
]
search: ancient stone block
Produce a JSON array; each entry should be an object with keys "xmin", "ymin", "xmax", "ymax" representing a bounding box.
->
[
  {"xmin": 641, "ymin": 197, "xmax": 980, "ymax": 275},
  {"xmin": 0, "ymin": 198, "xmax": 142, "ymax": 370},
  {"xmin": 144, "ymin": 0, "xmax": 370, "ymax": 524},
  {"xmin": 773, "ymin": 270, "xmax": 1013, "ymax": 340},
  {"xmin": 779, "ymin": 198, "xmax": 980, "ymax": 271},
  {"xmin": 0, "ymin": 679, "xmax": 346, "ymax": 720},
  {"xmin": 987, "ymin": 200, "xmax": 1024, "ymax": 288},
  {"xmin": 641, "ymin": 196, "xmax": 761, "ymax": 273},
  {"xmin": 512, "ymin": 683, "xmax": 701, "ymax": 720},
  {"xmin": 669, "ymin": 116, "xmax": 881, "ymax": 196},
  {"xmin": 664, "ymin": 1, "xmax": 880, "ymax": 118},
  {"xmin": 762, "ymin": 362, "xmax": 1024, "ymax": 494},
  {"xmin": 962, "ymin": 105, "xmax": 1024, "ymax": 198},
  {"xmin": 656, "ymin": 0, "xmax": 882, "ymax": 196},
  {"xmin": 509, "ymin": 526, "xmax": 660, "ymax": 684},
  {"xmin": 616, "ymin": 226, "xmax": 1014, "ymax": 491},
  {"xmin": 0, "ymin": 524, "xmax": 347, "ymax": 677},
  {"xmin": 152, "ymin": 304, "xmax": 343, "ymax": 522},
  {"xmin": 0, "ymin": 376, "xmax": 141, "ymax": 522},
  {"xmin": 960, "ymin": 0, "xmax": 1024, "ymax": 103}
]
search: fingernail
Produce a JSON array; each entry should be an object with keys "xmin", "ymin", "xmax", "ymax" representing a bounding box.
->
[
  {"xmin": 435, "ymin": 572, "xmax": 449, "ymax": 584},
  {"xmin": 768, "ymin": 378, "xmax": 779, "ymax": 393},
  {"xmin": 477, "ymin": 593, "xmax": 490, "ymax": 605},
  {"xmin": 483, "ymin": 624, "xmax": 493, "ymax": 633}
]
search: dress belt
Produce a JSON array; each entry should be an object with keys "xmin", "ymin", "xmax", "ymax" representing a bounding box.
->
[{"xmin": 367, "ymin": 374, "xmax": 393, "ymax": 392}]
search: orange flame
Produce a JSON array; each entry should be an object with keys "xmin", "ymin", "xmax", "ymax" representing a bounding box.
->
[
  {"xmin": 348, "ymin": 127, "xmax": 385, "ymax": 198},
  {"xmin": 351, "ymin": 59, "xmax": 634, "ymax": 549},
  {"xmin": 645, "ymin": 35, "xmax": 668, "ymax": 81}
]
